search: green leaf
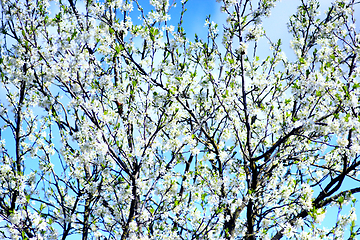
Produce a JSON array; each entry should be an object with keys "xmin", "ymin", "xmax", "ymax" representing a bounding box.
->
[
  {"xmin": 201, "ymin": 193, "xmax": 207, "ymax": 201},
  {"xmin": 344, "ymin": 113, "xmax": 350, "ymax": 122},
  {"xmin": 40, "ymin": 203, "xmax": 45, "ymax": 211},
  {"xmin": 149, "ymin": 27, "xmax": 159, "ymax": 41},
  {"xmin": 215, "ymin": 207, "xmax": 223, "ymax": 214}
]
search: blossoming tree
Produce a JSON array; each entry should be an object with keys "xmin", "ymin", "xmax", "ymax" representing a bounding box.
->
[{"xmin": 0, "ymin": 0, "xmax": 360, "ymax": 239}]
